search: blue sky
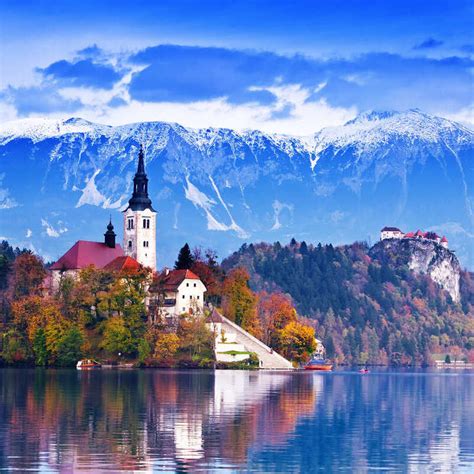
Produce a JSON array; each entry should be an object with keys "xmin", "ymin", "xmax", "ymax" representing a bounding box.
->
[{"xmin": 0, "ymin": 0, "xmax": 472, "ymax": 134}]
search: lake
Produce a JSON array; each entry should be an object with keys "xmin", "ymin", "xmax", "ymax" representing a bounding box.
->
[{"xmin": 0, "ymin": 368, "xmax": 473, "ymax": 472}]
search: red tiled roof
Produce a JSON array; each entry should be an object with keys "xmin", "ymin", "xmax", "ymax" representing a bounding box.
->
[
  {"xmin": 103, "ymin": 256, "xmax": 141, "ymax": 272},
  {"xmin": 50, "ymin": 241, "xmax": 124, "ymax": 271},
  {"xmin": 150, "ymin": 268, "xmax": 200, "ymax": 292},
  {"xmin": 404, "ymin": 232, "xmax": 415, "ymax": 238},
  {"xmin": 441, "ymin": 236, "xmax": 448, "ymax": 242}
]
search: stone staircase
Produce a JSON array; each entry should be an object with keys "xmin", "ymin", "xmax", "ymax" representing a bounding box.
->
[{"xmin": 211, "ymin": 309, "xmax": 293, "ymax": 370}]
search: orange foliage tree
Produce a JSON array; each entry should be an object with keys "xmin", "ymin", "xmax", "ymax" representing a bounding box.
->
[
  {"xmin": 222, "ymin": 267, "xmax": 261, "ymax": 338},
  {"xmin": 278, "ymin": 321, "xmax": 316, "ymax": 364},
  {"xmin": 11, "ymin": 253, "xmax": 46, "ymax": 299},
  {"xmin": 257, "ymin": 291, "xmax": 297, "ymax": 347},
  {"xmin": 11, "ymin": 296, "xmax": 63, "ymax": 342},
  {"xmin": 154, "ymin": 333, "xmax": 180, "ymax": 363}
]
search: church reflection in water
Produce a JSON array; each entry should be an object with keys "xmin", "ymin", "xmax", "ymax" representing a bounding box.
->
[
  {"xmin": 1, "ymin": 369, "xmax": 473, "ymax": 472},
  {"xmin": 0, "ymin": 370, "xmax": 319, "ymax": 472}
]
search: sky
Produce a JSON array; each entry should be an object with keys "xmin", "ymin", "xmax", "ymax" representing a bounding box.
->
[{"xmin": 0, "ymin": 0, "xmax": 473, "ymax": 135}]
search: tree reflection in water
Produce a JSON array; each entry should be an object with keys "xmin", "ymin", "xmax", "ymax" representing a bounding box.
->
[{"xmin": 0, "ymin": 369, "xmax": 473, "ymax": 472}]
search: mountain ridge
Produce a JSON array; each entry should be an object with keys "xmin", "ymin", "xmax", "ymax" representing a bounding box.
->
[
  {"xmin": 0, "ymin": 109, "xmax": 473, "ymax": 268},
  {"xmin": 1, "ymin": 109, "xmax": 472, "ymax": 147}
]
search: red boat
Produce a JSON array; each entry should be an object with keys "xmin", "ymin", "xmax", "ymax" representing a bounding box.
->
[
  {"xmin": 359, "ymin": 368, "xmax": 370, "ymax": 374},
  {"xmin": 76, "ymin": 359, "xmax": 101, "ymax": 370},
  {"xmin": 304, "ymin": 358, "xmax": 333, "ymax": 371}
]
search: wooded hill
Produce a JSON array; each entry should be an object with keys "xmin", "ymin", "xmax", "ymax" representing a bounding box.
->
[{"xmin": 222, "ymin": 240, "xmax": 474, "ymax": 365}]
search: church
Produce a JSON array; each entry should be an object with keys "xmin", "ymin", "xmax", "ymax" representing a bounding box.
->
[{"xmin": 47, "ymin": 147, "xmax": 206, "ymax": 316}]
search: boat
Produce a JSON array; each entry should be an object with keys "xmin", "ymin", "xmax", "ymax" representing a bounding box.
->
[
  {"xmin": 76, "ymin": 359, "xmax": 101, "ymax": 370},
  {"xmin": 359, "ymin": 368, "xmax": 370, "ymax": 374},
  {"xmin": 304, "ymin": 358, "xmax": 333, "ymax": 371}
]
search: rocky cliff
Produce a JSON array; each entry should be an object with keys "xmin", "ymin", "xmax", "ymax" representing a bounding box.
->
[{"xmin": 369, "ymin": 238, "xmax": 461, "ymax": 302}]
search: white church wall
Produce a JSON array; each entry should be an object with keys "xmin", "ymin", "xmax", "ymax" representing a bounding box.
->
[{"xmin": 123, "ymin": 208, "xmax": 157, "ymax": 271}]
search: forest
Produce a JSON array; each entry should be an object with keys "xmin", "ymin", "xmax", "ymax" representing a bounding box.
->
[
  {"xmin": 222, "ymin": 239, "xmax": 474, "ymax": 365},
  {"xmin": 2, "ymin": 237, "xmax": 473, "ymax": 367}
]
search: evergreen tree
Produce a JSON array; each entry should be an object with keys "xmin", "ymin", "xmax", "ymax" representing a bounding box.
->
[
  {"xmin": 300, "ymin": 241, "xmax": 308, "ymax": 254},
  {"xmin": 175, "ymin": 243, "xmax": 194, "ymax": 270}
]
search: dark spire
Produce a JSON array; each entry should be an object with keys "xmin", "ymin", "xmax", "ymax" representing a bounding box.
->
[
  {"xmin": 137, "ymin": 144, "xmax": 146, "ymax": 174},
  {"xmin": 104, "ymin": 216, "xmax": 116, "ymax": 248},
  {"xmin": 126, "ymin": 145, "xmax": 155, "ymax": 212}
]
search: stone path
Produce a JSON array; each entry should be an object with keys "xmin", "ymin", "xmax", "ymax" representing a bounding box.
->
[{"xmin": 213, "ymin": 310, "xmax": 293, "ymax": 370}]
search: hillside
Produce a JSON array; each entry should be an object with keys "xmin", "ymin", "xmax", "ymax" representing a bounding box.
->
[
  {"xmin": 222, "ymin": 239, "xmax": 474, "ymax": 365},
  {"xmin": 0, "ymin": 110, "xmax": 473, "ymax": 267}
]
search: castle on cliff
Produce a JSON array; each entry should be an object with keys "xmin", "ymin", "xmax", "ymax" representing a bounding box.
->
[{"xmin": 380, "ymin": 227, "xmax": 448, "ymax": 248}]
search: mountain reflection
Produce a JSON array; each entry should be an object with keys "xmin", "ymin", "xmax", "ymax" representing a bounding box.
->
[{"xmin": 0, "ymin": 369, "xmax": 473, "ymax": 472}]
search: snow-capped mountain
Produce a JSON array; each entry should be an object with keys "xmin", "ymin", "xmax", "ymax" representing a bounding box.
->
[{"xmin": 0, "ymin": 110, "xmax": 473, "ymax": 268}]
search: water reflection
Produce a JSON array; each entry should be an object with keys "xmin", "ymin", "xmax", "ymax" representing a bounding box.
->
[{"xmin": 0, "ymin": 369, "xmax": 473, "ymax": 472}]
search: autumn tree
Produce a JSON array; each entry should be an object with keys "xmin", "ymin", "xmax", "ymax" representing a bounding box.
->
[
  {"xmin": 11, "ymin": 296, "xmax": 63, "ymax": 342},
  {"xmin": 70, "ymin": 266, "xmax": 114, "ymax": 324},
  {"xmin": 222, "ymin": 267, "xmax": 261, "ymax": 338},
  {"xmin": 154, "ymin": 333, "xmax": 180, "ymax": 364},
  {"xmin": 177, "ymin": 314, "xmax": 214, "ymax": 360},
  {"xmin": 278, "ymin": 321, "xmax": 316, "ymax": 364},
  {"xmin": 100, "ymin": 316, "xmax": 135, "ymax": 356},
  {"xmin": 45, "ymin": 322, "xmax": 83, "ymax": 366},
  {"xmin": 9, "ymin": 295, "xmax": 82, "ymax": 366},
  {"xmin": 1, "ymin": 330, "xmax": 31, "ymax": 364},
  {"xmin": 107, "ymin": 267, "xmax": 149, "ymax": 350},
  {"xmin": 11, "ymin": 253, "xmax": 46, "ymax": 299},
  {"xmin": 257, "ymin": 291, "xmax": 297, "ymax": 347}
]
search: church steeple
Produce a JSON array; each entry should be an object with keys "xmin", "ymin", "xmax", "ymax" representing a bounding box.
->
[
  {"xmin": 127, "ymin": 145, "xmax": 155, "ymax": 212},
  {"xmin": 123, "ymin": 145, "xmax": 157, "ymax": 271},
  {"xmin": 104, "ymin": 217, "xmax": 116, "ymax": 248}
]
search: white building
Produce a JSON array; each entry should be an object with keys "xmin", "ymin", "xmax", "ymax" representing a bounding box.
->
[
  {"xmin": 380, "ymin": 226, "xmax": 404, "ymax": 240},
  {"xmin": 149, "ymin": 269, "xmax": 207, "ymax": 319},
  {"xmin": 123, "ymin": 146, "xmax": 157, "ymax": 271}
]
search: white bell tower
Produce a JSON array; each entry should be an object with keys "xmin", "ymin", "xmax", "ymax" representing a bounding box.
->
[{"xmin": 123, "ymin": 146, "xmax": 157, "ymax": 271}]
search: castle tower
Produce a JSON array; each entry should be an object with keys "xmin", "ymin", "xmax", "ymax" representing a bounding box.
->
[{"xmin": 123, "ymin": 146, "xmax": 157, "ymax": 270}]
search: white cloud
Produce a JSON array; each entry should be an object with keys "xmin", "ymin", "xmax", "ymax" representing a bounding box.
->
[
  {"xmin": 440, "ymin": 104, "xmax": 474, "ymax": 127},
  {"xmin": 41, "ymin": 218, "xmax": 68, "ymax": 238},
  {"xmin": 90, "ymin": 84, "xmax": 356, "ymax": 136},
  {"xmin": 428, "ymin": 222, "xmax": 474, "ymax": 238},
  {"xmin": 26, "ymin": 229, "xmax": 32, "ymax": 238},
  {"xmin": 0, "ymin": 102, "xmax": 19, "ymax": 123},
  {"xmin": 8, "ymin": 82, "xmax": 356, "ymax": 136},
  {"xmin": 330, "ymin": 210, "xmax": 345, "ymax": 223},
  {"xmin": 97, "ymin": 85, "xmax": 357, "ymax": 136}
]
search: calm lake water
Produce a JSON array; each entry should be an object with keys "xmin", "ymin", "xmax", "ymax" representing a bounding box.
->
[{"xmin": 0, "ymin": 368, "xmax": 473, "ymax": 473}]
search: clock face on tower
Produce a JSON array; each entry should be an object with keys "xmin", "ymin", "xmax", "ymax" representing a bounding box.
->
[{"xmin": 123, "ymin": 146, "xmax": 157, "ymax": 271}]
